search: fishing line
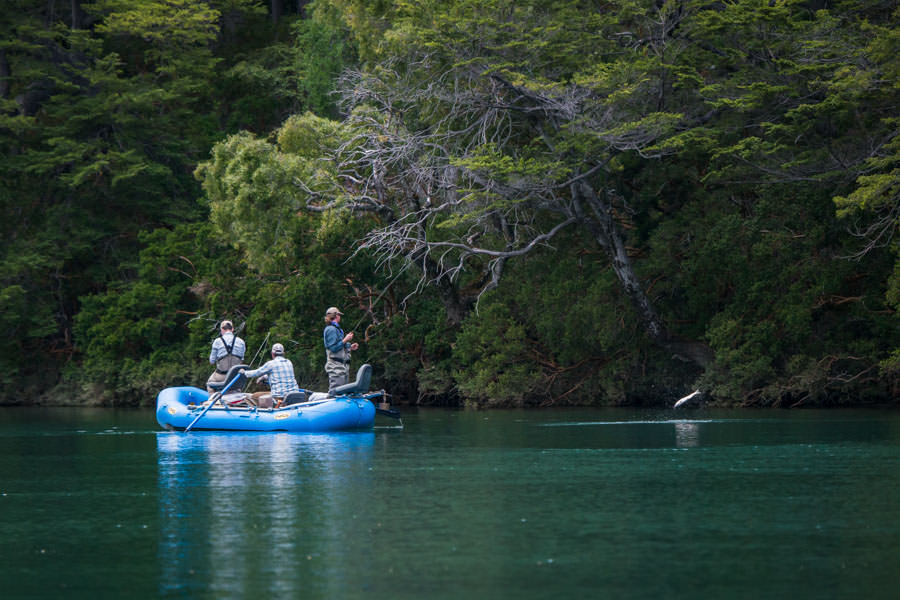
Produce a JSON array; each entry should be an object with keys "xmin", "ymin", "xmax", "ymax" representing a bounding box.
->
[
  {"xmin": 349, "ymin": 274, "xmax": 403, "ymax": 333},
  {"xmin": 245, "ymin": 331, "xmax": 270, "ymax": 369},
  {"xmin": 242, "ymin": 331, "xmax": 270, "ymax": 392}
]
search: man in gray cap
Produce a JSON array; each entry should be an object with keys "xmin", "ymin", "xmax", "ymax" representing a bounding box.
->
[
  {"xmin": 242, "ymin": 343, "xmax": 300, "ymax": 408},
  {"xmin": 206, "ymin": 320, "xmax": 246, "ymax": 392},
  {"xmin": 323, "ymin": 307, "xmax": 358, "ymax": 395}
]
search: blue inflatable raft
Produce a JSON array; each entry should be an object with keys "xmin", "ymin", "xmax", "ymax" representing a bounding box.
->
[{"xmin": 156, "ymin": 364, "xmax": 398, "ymax": 432}]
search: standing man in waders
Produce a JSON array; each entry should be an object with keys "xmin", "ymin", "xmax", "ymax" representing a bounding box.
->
[
  {"xmin": 206, "ymin": 320, "xmax": 246, "ymax": 392},
  {"xmin": 323, "ymin": 307, "xmax": 358, "ymax": 396}
]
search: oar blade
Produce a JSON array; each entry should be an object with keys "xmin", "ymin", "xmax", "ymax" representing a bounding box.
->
[{"xmin": 375, "ymin": 407, "xmax": 402, "ymax": 419}]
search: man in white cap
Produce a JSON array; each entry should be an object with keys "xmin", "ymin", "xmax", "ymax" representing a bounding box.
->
[
  {"xmin": 323, "ymin": 307, "xmax": 358, "ymax": 395},
  {"xmin": 206, "ymin": 320, "xmax": 246, "ymax": 392},
  {"xmin": 242, "ymin": 342, "xmax": 300, "ymax": 408}
]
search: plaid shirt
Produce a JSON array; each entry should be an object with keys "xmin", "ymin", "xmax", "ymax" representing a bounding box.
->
[
  {"xmin": 243, "ymin": 356, "xmax": 300, "ymax": 398},
  {"xmin": 209, "ymin": 333, "xmax": 246, "ymax": 364}
]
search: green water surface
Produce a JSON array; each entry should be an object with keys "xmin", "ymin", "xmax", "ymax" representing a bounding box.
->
[{"xmin": 1, "ymin": 407, "xmax": 898, "ymax": 599}]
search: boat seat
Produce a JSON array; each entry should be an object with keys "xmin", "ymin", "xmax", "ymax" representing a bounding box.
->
[
  {"xmin": 282, "ymin": 390, "xmax": 308, "ymax": 406},
  {"xmin": 208, "ymin": 363, "xmax": 249, "ymax": 392},
  {"xmin": 332, "ymin": 364, "xmax": 372, "ymax": 396}
]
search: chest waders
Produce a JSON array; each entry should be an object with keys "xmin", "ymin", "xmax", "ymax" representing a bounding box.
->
[
  {"xmin": 325, "ymin": 322, "xmax": 351, "ymax": 394},
  {"xmin": 215, "ymin": 335, "xmax": 242, "ymax": 374},
  {"xmin": 325, "ymin": 322, "xmax": 351, "ymax": 364}
]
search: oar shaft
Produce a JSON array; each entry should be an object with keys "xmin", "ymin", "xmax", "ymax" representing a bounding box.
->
[{"xmin": 184, "ymin": 372, "xmax": 243, "ymax": 432}]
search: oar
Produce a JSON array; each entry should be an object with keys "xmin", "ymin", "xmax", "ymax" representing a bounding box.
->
[
  {"xmin": 184, "ymin": 372, "xmax": 243, "ymax": 432},
  {"xmin": 372, "ymin": 394, "xmax": 401, "ymax": 420},
  {"xmin": 375, "ymin": 407, "xmax": 402, "ymax": 419}
]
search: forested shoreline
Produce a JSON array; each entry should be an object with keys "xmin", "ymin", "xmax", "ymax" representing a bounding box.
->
[{"xmin": 2, "ymin": 0, "xmax": 898, "ymax": 408}]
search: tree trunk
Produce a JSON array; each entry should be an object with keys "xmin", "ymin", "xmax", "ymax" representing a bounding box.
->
[
  {"xmin": 271, "ymin": 0, "xmax": 282, "ymax": 24},
  {"xmin": 577, "ymin": 182, "xmax": 714, "ymax": 366},
  {"xmin": 578, "ymin": 181, "xmax": 665, "ymax": 340},
  {"xmin": 0, "ymin": 50, "xmax": 9, "ymax": 99},
  {"xmin": 71, "ymin": 0, "xmax": 84, "ymax": 29}
]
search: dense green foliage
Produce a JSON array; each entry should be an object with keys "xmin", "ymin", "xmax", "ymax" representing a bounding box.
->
[{"xmin": 2, "ymin": 0, "xmax": 897, "ymax": 407}]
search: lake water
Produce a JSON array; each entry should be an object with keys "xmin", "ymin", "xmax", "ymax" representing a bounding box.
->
[{"xmin": 1, "ymin": 406, "xmax": 898, "ymax": 599}]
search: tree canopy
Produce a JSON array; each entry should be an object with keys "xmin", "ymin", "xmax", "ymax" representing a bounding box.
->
[{"xmin": 2, "ymin": 0, "xmax": 897, "ymax": 407}]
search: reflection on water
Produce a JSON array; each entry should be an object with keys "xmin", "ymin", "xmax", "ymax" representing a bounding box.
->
[
  {"xmin": 674, "ymin": 422, "xmax": 700, "ymax": 448},
  {"xmin": 157, "ymin": 431, "xmax": 374, "ymax": 596}
]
